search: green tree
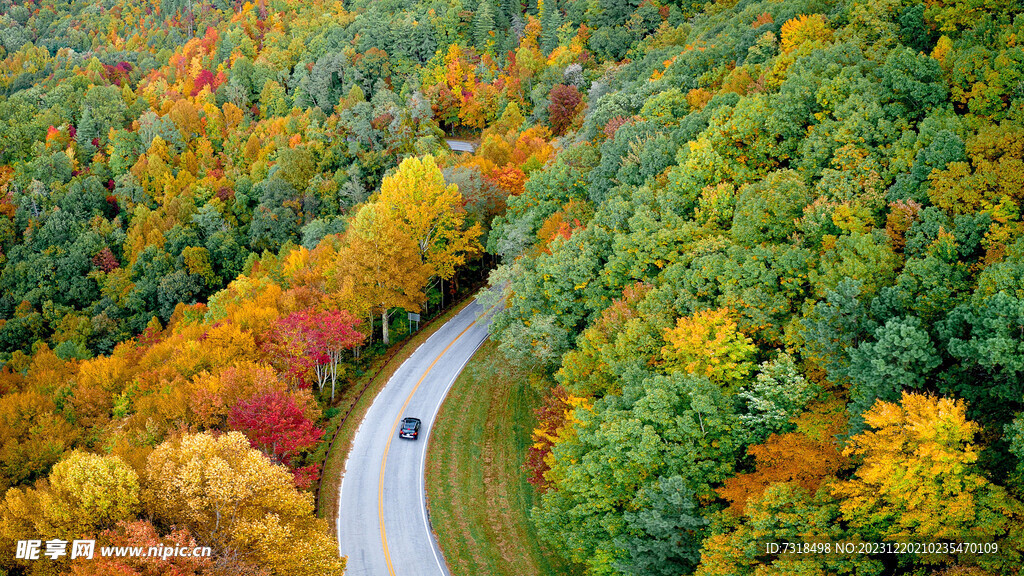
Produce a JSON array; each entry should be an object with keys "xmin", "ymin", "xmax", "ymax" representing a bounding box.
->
[
  {"xmin": 1009, "ymin": 412, "xmax": 1024, "ymax": 494},
  {"xmin": 475, "ymin": 0, "xmax": 496, "ymax": 51},
  {"xmin": 738, "ymin": 353, "xmax": 817, "ymax": 444},
  {"xmin": 274, "ymin": 147, "xmax": 316, "ymax": 194},
  {"xmin": 939, "ymin": 291, "xmax": 1024, "ymax": 422},
  {"xmin": 490, "ymin": 224, "xmax": 611, "ymax": 370},
  {"xmin": 798, "ymin": 279, "xmax": 877, "ymax": 386},
  {"xmin": 731, "ymin": 170, "xmax": 811, "ymax": 246},
  {"xmin": 811, "ymin": 231, "xmax": 899, "ymax": 298},
  {"xmin": 536, "ymin": 373, "xmax": 740, "ymax": 574},
  {"xmin": 846, "ymin": 315, "xmax": 941, "ymax": 428},
  {"xmin": 614, "ymin": 476, "xmax": 706, "ymax": 576},
  {"xmin": 876, "ymin": 47, "xmax": 946, "ymax": 121},
  {"xmin": 250, "ymin": 177, "xmax": 302, "ymax": 252},
  {"xmin": 540, "ymin": 0, "xmax": 562, "ymax": 54}
]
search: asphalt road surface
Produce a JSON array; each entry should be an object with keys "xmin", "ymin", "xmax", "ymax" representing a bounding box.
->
[
  {"xmin": 337, "ymin": 299, "xmax": 494, "ymax": 576},
  {"xmin": 445, "ymin": 139, "xmax": 477, "ymax": 153}
]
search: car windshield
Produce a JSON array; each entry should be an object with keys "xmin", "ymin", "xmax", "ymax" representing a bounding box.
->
[{"xmin": 402, "ymin": 420, "xmax": 417, "ymax": 428}]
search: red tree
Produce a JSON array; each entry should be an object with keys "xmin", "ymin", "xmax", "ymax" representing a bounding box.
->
[
  {"xmin": 227, "ymin": 390, "xmax": 323, "ymax": 465},
  {"xmin": 525, "ymin": 385, "xmax": 574, "ymax": 490},
  {"xmin": 262, "ymin": 320, "xmax": 315, "ymax": 389},
  {"xmin": 548, "ymin": 84, "xmax": 583, "ymax": 136},
  {"xmin": 603, "ymin": 116, "xmax": 630, "ymax": 139},
  {"xmin": 191, "ymin": 69, "xmax": 216, "ymax": 96},
  {"xmin": 291, "ymin": 463, "xmax": 321, "ymax": 490},
  {"xmin": 92, "ymin": 247, "xmax": 120, "ymax": 272},
  {"xmin": 264, "ymin": 309, "xmax": 365, "ymax": 398}
]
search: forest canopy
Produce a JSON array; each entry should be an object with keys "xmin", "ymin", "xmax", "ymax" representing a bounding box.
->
[{"xmin": 2, "ymin": 0, "xmax": 1024, "ymax": 574}]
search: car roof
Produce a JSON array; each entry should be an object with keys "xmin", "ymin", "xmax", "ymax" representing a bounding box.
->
[{"xmin": 402, "ymin": 417, "xmax": 421, "ymax": 424}]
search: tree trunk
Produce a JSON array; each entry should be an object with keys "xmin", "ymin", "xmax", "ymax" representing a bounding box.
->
[
  {"xmin": 329, "ymin": 350, "xmax": 339, "ymax": 401},
  {"xmin": 314, "ymin": 362, "xmax": 328, "ymax": 394},
  {"xmin": 381, "ymin": 308, "xmax": 390, "ymax": 344}
]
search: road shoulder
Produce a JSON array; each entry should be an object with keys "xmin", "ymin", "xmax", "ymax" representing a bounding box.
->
[{"xmin": 424, "ymin": 340, "xmax": 578, "ymax": 576}]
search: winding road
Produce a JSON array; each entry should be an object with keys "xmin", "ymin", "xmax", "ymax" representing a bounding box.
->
[{"xmin": 337, "ymin": 299, "xmax": 494, "ymax": 576}]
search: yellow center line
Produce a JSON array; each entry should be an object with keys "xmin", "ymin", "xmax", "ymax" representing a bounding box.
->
[{"xmin": 377, "ymin": 312, "xmax": 483, "ymax": 576}]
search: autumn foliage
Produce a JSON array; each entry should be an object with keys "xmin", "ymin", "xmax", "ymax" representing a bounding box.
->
[
  {"xmin": 831, "ymin": 393, "xmax": 1017, "ymax": 543},
  {"xmin": 547, "ymin": 84, "xmax": 583, "ymax": 136},
  {"xmin": 263, "ymin": 308, "xmax": 364, "ymax": 397},
  {"xmin": 661, "ymin": 308, "xmax": 757, "ymax": 387},
  {"xmin": 780, "ymin": 14, "xmax": 833, "ymax": 54},
  {"xmin": 3, "ymin": 0, "xmax": 1024, "ymax": 574},
  {"xmin": 227, "ymin": 390, "xmax": 323, "ymax": 466},
  {"xmin": 717, "ymin": 432, "xmax": 847, "ymax": 515},
  {"xmin": 525, "ymin": 385, "xmax": 587, "ymax": 490}
]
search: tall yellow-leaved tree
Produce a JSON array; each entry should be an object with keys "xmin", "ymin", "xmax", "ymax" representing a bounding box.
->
[
  {"xmin": 376, "ymin": 154, "xmax": 483, "ymax": 282},
  {"xmin": 661, "ymin": 308, "xmax": 757, "ymax": 388},
  {"xmin": 332, "ymin": 203, "xmax": 431, "ymax": 344},
  {"xmin": 831, "ymin": 393, "xmax": 1021, "ymax": 547},
  {"xmin": 145, "ymin": 431, "xmax": 344, "ymax": 576}
]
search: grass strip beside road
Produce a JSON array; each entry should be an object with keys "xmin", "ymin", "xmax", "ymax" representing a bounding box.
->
[
  {"xmin": 425, "ymin": 340, "xmax": 577, "ymax": 576},
  {"xmin": 317, "ymin": 296, "xmax": 476, "ymax": 522}
]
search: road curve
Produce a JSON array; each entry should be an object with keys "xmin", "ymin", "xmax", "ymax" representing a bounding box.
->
[{"xmin": 337, "ymin": 299, "xmax": 494, "ymax": 576}]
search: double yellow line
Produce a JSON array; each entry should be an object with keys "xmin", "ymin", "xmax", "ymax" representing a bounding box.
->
[{"xmin": 376, "ymin": 313, "xmax": 483, "ymax": 576}]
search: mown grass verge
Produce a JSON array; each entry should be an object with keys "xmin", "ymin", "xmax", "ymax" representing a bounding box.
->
[
  {"xmin": 315, "ymin": 295, "xmax": 477, "ymax": 522},
  {"xmin": 425, "ymin": 339, "xmax": 578, "ymax": 576}
]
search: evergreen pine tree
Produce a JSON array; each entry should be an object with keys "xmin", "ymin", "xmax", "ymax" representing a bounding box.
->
[
  {"xmin": 475, "ymin": 0, "xmax": 496, "ymax": 52},
  {"xmin": 540, "ymin": 0, "xmax": 561, "ymax": 54}
]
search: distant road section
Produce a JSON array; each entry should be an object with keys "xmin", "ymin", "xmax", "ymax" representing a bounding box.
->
[
  {"xmin": 337, "ymin": 300, "xmax": 494, "ymax": 576},
  {"xmin": 445, "ymin": 139, "xmax": 477, "ymax": 153}
]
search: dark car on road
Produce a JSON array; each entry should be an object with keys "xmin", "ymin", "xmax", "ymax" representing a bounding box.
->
[{"xmin": 399, "ymin": 417, "xmax": 421, "ymax": 439}]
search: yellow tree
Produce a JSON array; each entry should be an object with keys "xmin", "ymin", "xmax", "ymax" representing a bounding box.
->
[
  {"xmin": 44, "ymin": 451, "xmax": 141, "ymax": 540},
  {"xmin": 376, "ymin": 155, "xmax": 482, "ymax": 283},
  {"xmin": 660, "ymin": 308, "xmax": 757, "ymax": 388},
  {"xmin": 779, "ymin": 13, "xmax": 833, "ymax": 54},
  {"xmin": 205, "ymin": 274, "xmax": 284, "ymax": 332},
  {"xmin": 0, "ymin": 452, "xmax": 140, "ymax": 573},
  {"xmin": 333, "ymin": 203, "xmax": 431, "ymax": 344},
  {"xmin": 70, "ymin": 354, "xmax": 131, "ymax": 429},
  {"xmin": 144, "ymin": 432, "xmax": 344, "ymax": 576},
  {"xmin": 831, "ymin": 392, "xmax": 1022, "ymax": 558},
  {"xmin": 0, "ymin": 485, "xmax": 49, "ymax": 573}
]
